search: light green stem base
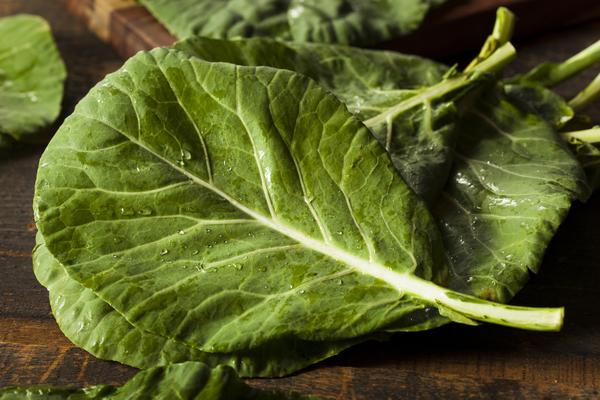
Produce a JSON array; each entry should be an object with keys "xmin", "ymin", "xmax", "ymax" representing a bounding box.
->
[
  {"xmin": 401, "ymin": 276, "xmax": 564, "ymax": 332},
  {"xmin": 562, "ymin": 127, "xmax": 600, "ymax": 144},
  {"xmin": 570, "ymin": 72, "xmax": 600, "ymax": 111}
]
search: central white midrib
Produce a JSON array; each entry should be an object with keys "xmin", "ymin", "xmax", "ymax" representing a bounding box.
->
[
  {"xmin": 127, "ymin": 135, "xmax": 562, "ymax": 330},
  {"xmin": 127, "ymin": 134, "xmax": 437, "ymax": 300}
]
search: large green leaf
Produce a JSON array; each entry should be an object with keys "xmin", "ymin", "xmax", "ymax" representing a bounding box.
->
[
  {"xmin": 138, "ymin": 0, "xmax": 445, "ymax": 46},
  {"xmin": 33, "ymin": 233, "xmax": 371, "ymax": 377},
  {"xmin": 34, "ymin": 48, "xmax": 559, "ymax": 367},
  {"xmin": 0, "ymin": 361, "xmax": 311, "ymax": 399},
  {"xmin": 34, "ymin": 47, "xmax": 446, "ymax": 351},
  {"xmin": 0, "ymin": 15, "xmax": 66, "ymax": 148}
]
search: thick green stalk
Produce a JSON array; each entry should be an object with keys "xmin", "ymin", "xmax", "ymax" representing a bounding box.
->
[
  {"xmin": 465, "ymin": 7, "xmax": 515, "ymax": 72},
  {"xmin": 363, "ymin": 43, "xmax": 516, "ymax": 128},
  {"xmin": 569, "ymin": 72, "xmax": 600, "ymax": 111},
  {"xmin": 517, "ymin": 39, "xmax": 600, "ymax": 87},
  {"xmin": 562, "ymin": 127, "xmax": 600, "ymax": 144},
  {"xmin": 402, "ymin": 276, "xmax": 564, "ymax": 331}
]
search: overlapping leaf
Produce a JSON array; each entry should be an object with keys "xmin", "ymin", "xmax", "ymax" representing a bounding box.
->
[
  {"xmin": 0, "ymin": 361, "xmax": 310, "ymax": 399},
  {"xmin": 138, "ymin": 0, "xmax": 445, "ymax": 46},
  {"xmin": 0, "ymin": 15, "xmax": 66, "ymax": 148}
]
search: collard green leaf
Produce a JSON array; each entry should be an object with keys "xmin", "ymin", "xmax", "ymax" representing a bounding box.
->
[
  {"xmin": 138, "ymin": 0, "xmax": 445, "ymax": 46},
  {"xmin": 35, "ymin": 47, "xmax": 449, "ymax": 352},
  {"xmin": 0, "ymin": 362, "xmax": 311, "ymax": 399},
  {"xmin": 32, "ymin": 233, "xmax": 370, "ymax": 377},
  {"xmin": 0, "ymin": 15, "xmax": 66, "ymax": 148},
  {"xmin": 0, "ymin": 386, "xmax": 113, "ymax": 400},
  {"xmin": 138, "ymin": 0, "xmax": 294, "ymax": 41},
  {"xmin": 435, "ymin": 85, "xmax": 589, "ymax": 302},
  {"xmin": 34, "ymin": 48, "xmax": 560, "ymax": 375},
  {"xmin": 286, "ymin": 0, "xmax": 436, "ymax": 46}
]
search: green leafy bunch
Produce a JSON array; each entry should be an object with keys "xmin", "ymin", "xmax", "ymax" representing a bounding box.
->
[{"xmin": 4, "ymin": 6, "xmax": 600, "ymax": 400}]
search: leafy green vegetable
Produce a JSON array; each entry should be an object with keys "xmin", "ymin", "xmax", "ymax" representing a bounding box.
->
[
  {"xmin": 0, "ymin": 15, "xmax": 66, "ymax": 148},
  {"xmin": 285, "ymin": 0, "xmax": 443, "ymax": 45},
  {"xmin": 32, "ymin": 8, "xmax": 588, "ymax": 381},
  {"xmin": 138, "ymin": 0, "xmax": 446, "ymax": 46},
  {"xmin": 29, "ymin": 7, "xmax": 600, "ymax": 390},
  {"xmin": 0, "ymin": 362, "xmax": 310, "ymax": 399},
  {"xmin": 34, "ymin": 47, "xmax": 563, "ymax": 377}
]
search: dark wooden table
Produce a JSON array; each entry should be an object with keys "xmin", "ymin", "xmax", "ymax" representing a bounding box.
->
[{"xmin": 1, "ymin": 1, "xmax": 599, "ymax": 398}]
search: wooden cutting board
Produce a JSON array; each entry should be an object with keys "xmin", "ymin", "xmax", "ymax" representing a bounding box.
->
[{"xmin": 56, "ymin": 0, "xmax": 600, "ymax": 59}]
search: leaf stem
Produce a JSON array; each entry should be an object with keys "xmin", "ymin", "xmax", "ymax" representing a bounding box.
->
[
  {"xmin": 518, "ymin": 39, "xmax": 600, "ymax": 87},
  {"xmin": 561, "ymin": 126, "xmax": 600, "ymax": 144},
  {"xmin": 363, "ymin": 43, "xmax": 516, "ymax": 128},
  {"xmin": 471, "ymin": 42, "xmax": 517, "ymax": 75},
  {"xmin": 569, "ymin": 72, "xmax": 600, "ymax": 111},
  {"xmin": 465, "ymin": 7, "xmax": 515, "ymax": 72},
  {"xmin": 404, "ymin": 276, "xmax": 564, "ymax": 331}
]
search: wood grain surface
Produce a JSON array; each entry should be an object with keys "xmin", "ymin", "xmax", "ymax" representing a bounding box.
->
[
  {"xmin": 1, "ymin": 1, "xmax": 600, "ymax": 399},
  {"xmin": 55, "ymin": 0, "xmax": 600, "ymax": 59}
]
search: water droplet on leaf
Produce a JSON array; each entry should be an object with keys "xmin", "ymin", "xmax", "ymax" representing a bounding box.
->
[{"xmin": 181, "ymin": 149, "xmax": 192, "ymax": 160}]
